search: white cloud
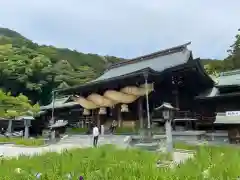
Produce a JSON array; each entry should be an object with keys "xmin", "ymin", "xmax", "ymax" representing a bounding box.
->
[{"xmin": 0, "ymin": 0, "xmax": 239, "ymax": 59}]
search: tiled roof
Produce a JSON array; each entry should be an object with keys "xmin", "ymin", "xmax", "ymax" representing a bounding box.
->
[
  {"xmin": 15, "ymin": 116, "xmax": 34, "ymax": 120},
  {"xmin": 40, "ymin": 96, "xmax": 78, "ymax": 110},
  {"xmin": 93, "ymin": 43, "xmax": 192, "ymax": 82},
  {"xmin": 196, "ymin": 87, "xmax": 219, "ymax": 99},
  {"xmin": 216, "ymin": 69, "xmax": 240, "ymax": 87},
  {"xmin": 197, "ymin": 69, "xmax": 240, "ymax": 99}
]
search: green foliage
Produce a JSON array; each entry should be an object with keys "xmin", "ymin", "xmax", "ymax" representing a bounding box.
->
[
  {"xmin": 0, "ymin": 28, "xmax": 24, "ymax": 39},
  {"xmin": 0, "ymin": 144, "xmax": 240, "ymax": 179},
  {"xmin": 0, "ymin": 137, "xmax": 44, "ymax": 146},
  {"xmin": 0, "ymin": 28, "xmax": 122, "ymax": 105},
  {"xmin": 202, "ymin": 29, "xmax": 240, "ymax": 75},
  {"xmin": 0, "ymin": 89, "xmax": 40, "ymax": 118},
  {"xmin": 0, "ymin": 145, "xmax": 163, "ymax": 179}
]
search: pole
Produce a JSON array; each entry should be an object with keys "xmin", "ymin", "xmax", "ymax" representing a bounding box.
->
[
  {"xmin": 51, "ymin": 90, "xmax": 55, "ymax": 124},
  {"xmin": 138, "ymin": 98, "xmax": 143, "ymax": 129},
  {"xmin": 144, "ymin": 73, "xmax": 151, "ymax": 129}
]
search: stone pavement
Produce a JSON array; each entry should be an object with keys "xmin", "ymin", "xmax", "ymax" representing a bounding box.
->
[
  {"xmin": 0, "ymin": 135, "xmax": 128, "ymax": 158},
  {"xmin": 59, "ymin": 135, "xmax": 128, "ymax": 148}
]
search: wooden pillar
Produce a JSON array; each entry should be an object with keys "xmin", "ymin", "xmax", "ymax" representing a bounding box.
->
[
  {"xmin": 175, "ymin": 90, "xmax": 179, "ymax": 109},
  {"xmin": 144, "ymin": 73, "xmax": 151, "ymax": 129},
  {"xmin": 117, "ymin": 105, "xmax": 122, "ymax": 127},
  {"xmin": 92, "ymin": 110, "xmax": 95, "ymax": 125},
  {"xmin": 172, "ymin": 90, "xmax": 179, "ymax": 109},
  {"xmin": 97, "ymin": 114, "xmax": 101, "ymax": 128},
  {"xmin": 138, "ymin": 98, "xmax": 144, "ymax": 129},
  {"xmin": 51, "ymin": 91, "xmax": 55, "ymax": 123},
  {"xmin": 172, "ymin": 89, "xmax": 179, "ymax": 131}
]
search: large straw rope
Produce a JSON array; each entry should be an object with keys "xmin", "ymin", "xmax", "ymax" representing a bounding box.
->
[
  {"xmin": 87, "ymin": 93, "xmax": 115, "ymax": 107},
  {"xmin": 73, "ymin": 83, "xmax": 154, "ymax": 109},
  {"xmin": 103, "ymin": 90, "xmax": 138, "ymax": 104},
  {"xmin": 74, "ymin": 96, "xmax": 98, "ymax": 109},
  {"xmin": 120, "ymin": 83, "xmax": 154, "ymax": 96}
]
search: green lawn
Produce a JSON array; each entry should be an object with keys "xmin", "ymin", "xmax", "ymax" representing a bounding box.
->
[
  {"xmin": 0, "ymin": 144, "xmax": 240, "ymax": 179},
  {"xmin": 0, "ymin": 137, "xmax": 45, "ymax": 146}
]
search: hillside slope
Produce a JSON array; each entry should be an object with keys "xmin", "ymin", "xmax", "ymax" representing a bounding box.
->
[{"xmin": 0, "ymin": 28, "xmax": 122, "ymax": 104}]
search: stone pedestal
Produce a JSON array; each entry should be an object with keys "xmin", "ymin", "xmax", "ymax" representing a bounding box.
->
[
  {"xmin": 7, "ymin": 120, "xmax": 12, "ymax": 133},
  {"xmin": 24, "ymin": 126, "xmax": 29, "ymax": 138},
  {"xmin": 101, "ymin": 125, "xmax": 104, "ymax": 135},
  {"xmin": 51, "ymin": 130, "xmax": 56, "ymax": 140},
  {"xmin": 24, "ymin": 119, "xmax": 31, "ymax": 138},
  {"xmin": 165, "ymin": 121, "xmax": 173, "ymax": 153},
  {"xmin": 139, "ymin": 128, "xmax": 153, "ymax": 142}
]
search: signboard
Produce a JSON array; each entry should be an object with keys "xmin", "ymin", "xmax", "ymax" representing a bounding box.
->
[{"xmin": 226, "ymin": 111, "xmax": 240, "ymax": 116}]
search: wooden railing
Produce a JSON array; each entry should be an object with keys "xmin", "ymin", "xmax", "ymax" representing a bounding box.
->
[{"xmin": 175, "ymin": 110, "xmax": 215, "ymax": 123}]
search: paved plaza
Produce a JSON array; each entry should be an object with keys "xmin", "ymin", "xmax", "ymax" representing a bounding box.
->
[
  {"xmin": 0, "ymin": 135, "xmax": 128, "ymax": 157},
  {"xmin": 0, "ymin": 135, "xmax": 193, "ymax": 164}
]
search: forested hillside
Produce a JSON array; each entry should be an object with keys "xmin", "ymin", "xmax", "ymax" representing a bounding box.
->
[
  {"xmin": 0, "ymin": 28, "xmax": 122, "ymax": 105},
  {"xmin": 0, "ymin": 27, "xmax": 239, "ymax": 105},
  {"xmin": 202, "ymin": 29, "xmax": 240, "ymax": 75}
]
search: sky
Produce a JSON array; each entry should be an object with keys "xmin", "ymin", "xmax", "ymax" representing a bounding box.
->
[{"xmin": 0, "ymin": 0, "xmax": 240, "ymax": 60}]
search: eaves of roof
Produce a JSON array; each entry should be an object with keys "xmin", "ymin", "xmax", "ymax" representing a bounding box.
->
[{"xmin": 107, "ymin": 42, "xmax": 191, "ymax": 70}]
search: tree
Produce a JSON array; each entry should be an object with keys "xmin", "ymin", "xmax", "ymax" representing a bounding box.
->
[
  {"xmin": 204, "ymin": 64, "xmax": 220, "ymax": 78},
  {"xmin": 226, "ymin": 29, "xmax": 240, "ymax": 69},
  {"xmin": 202, "ymin": 29, "xmax": 240, "ymax": 75},
  {"xmin": 0, "ymin": 27, "xmax": 122, "ymax": 105},
  {"xmin": 0, "ymin": 90, "xmax": 40, "ymax": 119},
  {"xmin": 0, "ymin": 89, "xmax": 40, "ymax": 135}
]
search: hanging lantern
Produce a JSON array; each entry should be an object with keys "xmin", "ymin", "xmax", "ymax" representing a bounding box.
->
[
  {"xmin": 121, "ymin": 104, "xmax": 129, "ymax": 112},
  {"xmin": 83, "ymin": 109, "xmax": 90, "ymax": 115},
  {"xmin": 99, "ymin": 107, "xmax": 107, "ymax": 115}
]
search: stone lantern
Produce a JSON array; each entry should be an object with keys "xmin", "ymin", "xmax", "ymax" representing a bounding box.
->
[{"xmin": 155, "ymin": 102, "xmax": 178, "ymax": 153}]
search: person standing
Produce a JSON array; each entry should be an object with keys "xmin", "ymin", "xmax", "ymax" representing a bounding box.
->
[{"xmin": 92, "ymin": 124, "xmax": 99, "ymax": 147}]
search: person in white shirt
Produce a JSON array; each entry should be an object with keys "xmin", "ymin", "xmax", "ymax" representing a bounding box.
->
[{"xmin": 92, "ymin": 125, "xmax": 99, "ymax": 147}]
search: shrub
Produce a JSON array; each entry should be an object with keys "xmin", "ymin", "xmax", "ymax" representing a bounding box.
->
[{"xmin": 0, "ymin": 137, "xmax": 44, "ymax": 146}]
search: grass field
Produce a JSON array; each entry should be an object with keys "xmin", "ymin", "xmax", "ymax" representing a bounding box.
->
[{"xmin": 0, "ymin": 143, "xmax": 239, "ymax": 179}]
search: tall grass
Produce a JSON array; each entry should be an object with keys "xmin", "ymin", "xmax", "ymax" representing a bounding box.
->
[{"xmin": 0, "ymin": 144, "xmax": 240, "ymax": 179}]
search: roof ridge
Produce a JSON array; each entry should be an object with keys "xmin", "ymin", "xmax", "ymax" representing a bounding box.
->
[{"xmin": 106, "ymin": 42, "xmax": 191, "ymax": 71}]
